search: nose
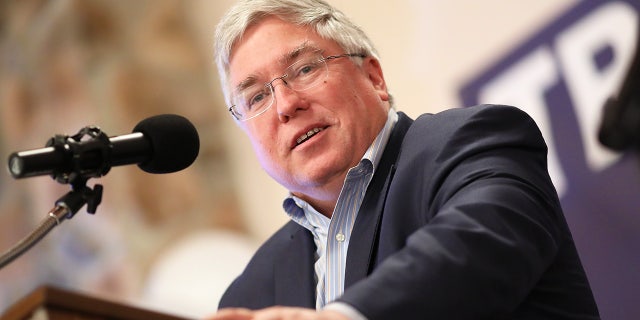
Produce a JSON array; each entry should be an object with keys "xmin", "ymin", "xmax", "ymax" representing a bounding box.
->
[{"xmin": 272, "ymin": 79, "xmax": 308, "ymax": 122}]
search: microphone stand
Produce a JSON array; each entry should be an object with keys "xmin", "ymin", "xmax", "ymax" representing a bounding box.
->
[
  {"xmin": 0, "ymin": 125, "xmax": 111, "ymax": 269},
  {"xmin": 0, "ymin": 178, "xmax": 103, "ymax": 269}
]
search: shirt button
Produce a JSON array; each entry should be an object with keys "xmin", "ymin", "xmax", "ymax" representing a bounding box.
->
[{"xmin": 335, "ymin": 233, "xmax": 346, "ymax": 242}]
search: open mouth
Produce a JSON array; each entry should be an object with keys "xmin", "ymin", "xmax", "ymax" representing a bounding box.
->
[{"xmin": 296, "ymin": 127, "xmax": 325, "ymax": 146}]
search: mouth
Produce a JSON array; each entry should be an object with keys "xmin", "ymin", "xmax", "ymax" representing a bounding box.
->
[{"xmin": 295, "ymin": 126, "xmax": 326, "ymax": 147}]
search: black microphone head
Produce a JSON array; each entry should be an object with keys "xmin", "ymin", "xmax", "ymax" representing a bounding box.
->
[{"xmin": 133, "ymin": 114, "xmax": 200, "ymax": 174}]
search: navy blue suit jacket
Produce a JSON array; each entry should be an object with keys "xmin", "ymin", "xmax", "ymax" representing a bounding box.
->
[{"xmin": 219, "ymin": 105, "xmax": 599, "ymax": 319}]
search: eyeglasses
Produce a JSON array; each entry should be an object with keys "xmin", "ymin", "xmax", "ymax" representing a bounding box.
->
[{"xmin": 228, "ymin": 52, "xmax": 366, "ymax": 121}]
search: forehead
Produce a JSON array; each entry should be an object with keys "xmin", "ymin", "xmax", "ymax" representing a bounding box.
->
[{"xmin": 228, "ymin": 17, "xmax": 342, "ymax": 86}]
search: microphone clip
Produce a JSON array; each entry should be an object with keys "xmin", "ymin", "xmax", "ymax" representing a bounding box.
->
[
  {"xmin": 56, "ymin": 182, "xmax": 104, "ymax": 217},
  {"xmin": 46, "ymin": 125, "xmax": 113, "ymax": 184},
  {"xmin": 47, "ymin": 126, "xmax": 108, "ymax": 216}
]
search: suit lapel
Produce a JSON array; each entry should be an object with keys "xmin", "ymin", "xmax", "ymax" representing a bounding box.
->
[
  {"xmin": 344, "ymin": 113, "xmax": 413, "ymax": 288},
  {"xmin": 274, "ymin": 225, "xmax": 316, "ymax": 308}
]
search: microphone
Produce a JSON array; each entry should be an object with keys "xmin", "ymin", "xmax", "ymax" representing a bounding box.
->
[{"xmin": 7, "ymin": 114, "xmax": 200, "ymax": 182}]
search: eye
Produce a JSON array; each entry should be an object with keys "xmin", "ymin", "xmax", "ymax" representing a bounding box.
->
[
  {"xmin": 246, "ymin": 89, "xmax": 271, "ymax": 110},
  {"xmin": 293, "ymin": 61, "xmax": 321, "ymax": 78}
]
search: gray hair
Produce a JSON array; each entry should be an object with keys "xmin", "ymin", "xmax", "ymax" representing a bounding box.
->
[{"xmin": 214, "ymin": 0, "xmax": 386, "ymax": 108}]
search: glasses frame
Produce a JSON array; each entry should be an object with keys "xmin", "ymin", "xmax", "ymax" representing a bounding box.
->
[{"xmin": 228, "ymin": 52, "xmax": 366, "ymax": 121}]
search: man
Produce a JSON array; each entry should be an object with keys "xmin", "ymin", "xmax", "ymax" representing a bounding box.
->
[{"xmin": 209, "ymin": 0, "xmax": 600, "ymax": 319}]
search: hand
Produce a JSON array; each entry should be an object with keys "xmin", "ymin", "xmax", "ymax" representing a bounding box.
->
[{"xmin": 205, "ymin": 307, "xmax": 349, "ymax": 320}]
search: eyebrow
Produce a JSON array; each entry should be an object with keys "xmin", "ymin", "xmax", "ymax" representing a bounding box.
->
[
  {"xmin": 277, "ymin": 41, "xmax": 321, "ymax": 66},
  {"xmin": 235, "ymin": 76, "xmax": 259, "ymax": 93},
  {"xmin": 234, "ymin": 41, "xmax": 322, "ymax": 93}
]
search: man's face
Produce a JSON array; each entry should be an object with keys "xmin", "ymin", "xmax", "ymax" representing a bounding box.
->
[{"xmin": 228, "ymin": 17, "xmax": 390, "ymax": 209}]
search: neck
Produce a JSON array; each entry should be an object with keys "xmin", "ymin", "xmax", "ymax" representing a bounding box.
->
[
  {"xmin": 291, "ymin": 191, "xmax": 337, "ymax": 218},
  {"xmin": 309, "ymin": 198, "xmax": 337, "ymax": 218},
  {"xmin": 291, "ymin": 167, "xmax": 352, "ymax": 218}
]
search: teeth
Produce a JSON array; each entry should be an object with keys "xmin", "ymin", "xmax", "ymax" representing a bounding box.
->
[{"xmin": 296, "ymin": 127, "xmax": 323, "ymax": 145}]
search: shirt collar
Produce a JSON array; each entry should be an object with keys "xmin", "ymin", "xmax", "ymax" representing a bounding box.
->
[{"xmin": 363, "ymin": 108, "xmax": 398, "ymax": 171}]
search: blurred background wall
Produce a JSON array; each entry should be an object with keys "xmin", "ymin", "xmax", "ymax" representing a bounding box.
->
[{"xmin": 1, "ymin": 0, "xmax": 638, "ymax": 319}]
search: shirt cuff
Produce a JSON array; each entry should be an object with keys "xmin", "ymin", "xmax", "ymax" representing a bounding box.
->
[{"xmin": 323, "ymin": 302, "xmax": 368, "ymax": 320}]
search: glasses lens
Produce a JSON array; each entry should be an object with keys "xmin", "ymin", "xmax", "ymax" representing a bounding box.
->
[
  {"xmin": 286, "ymin": 53, "xmax": 328, "ymax": 91},
  {"xmin": 233, "ymin": 84, "xmax": 274, "ymax": 120}
]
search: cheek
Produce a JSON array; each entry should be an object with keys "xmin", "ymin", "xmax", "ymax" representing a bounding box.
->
[
  {"xmin": 250, "ymin": 134, "xmax": 273, "ymax": 155},
  {"xmin": 250, "ymin": 139, "xmax": 277, "ymax": 176},
  {"xmin": 242, "ymin": 124, "xmax": 268, "ymax": 152},
  {"xmin": 246, "ymin": 130, "xmax": 281, "ymax": 166}
]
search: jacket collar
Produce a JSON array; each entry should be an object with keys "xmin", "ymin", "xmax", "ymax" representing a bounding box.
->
[
  {"xmin": 274, "ymin": 223, "xmax": 317, "ymax": 307},
  {"xmin": 345, "ymin": 112, "xmax": 414, "ymax": 288}
]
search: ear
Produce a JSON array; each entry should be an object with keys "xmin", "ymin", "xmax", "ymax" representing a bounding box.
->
[{"xmin": 363, "ymin": 57, "xmax": 390, "ymax": 102}]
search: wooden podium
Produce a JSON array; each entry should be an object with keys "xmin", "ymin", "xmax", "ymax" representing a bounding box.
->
[{"xmin": 0, "ymin": 286, "xmax": 190, "ymax": 320}]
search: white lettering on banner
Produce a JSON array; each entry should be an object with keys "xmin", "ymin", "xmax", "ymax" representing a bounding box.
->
[
  {"xmin": 475, "ymin": 2, "xmax": 638, "ymax": 196},
  {"xmin": 478, "ymin": 47, "xmax": 567, "ymax": 196},
  {"xmin": 556, "ymin": 1, "xmax": 638, "ymax": 172}
]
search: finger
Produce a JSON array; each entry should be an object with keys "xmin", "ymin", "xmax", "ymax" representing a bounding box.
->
[
  {"xmin": 252, "ymin": 306, "xmax": 318, "ymax": 320},
  {"xmin": 205, "ymin": 308, "xmax": 255, "ymax": 320}
]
